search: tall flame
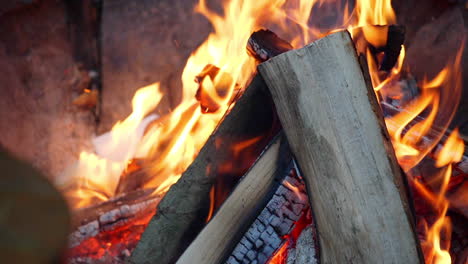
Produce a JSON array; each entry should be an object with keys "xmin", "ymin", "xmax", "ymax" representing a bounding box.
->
[{"xmin": 416, "ymin": 130, "xmax": 465, "ymax": 264}]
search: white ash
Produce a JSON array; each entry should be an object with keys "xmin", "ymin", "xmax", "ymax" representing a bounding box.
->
[
  {"xmin": 68, "ymin": 197, "xmax": 159, "ymax": 247},
  {"xmin": 226, "ymin": 171, "xmax": 310, "ymax": 264},
  {"xmin": 286, "ymin": 226, "xmax": 317, "ymax": 264}
]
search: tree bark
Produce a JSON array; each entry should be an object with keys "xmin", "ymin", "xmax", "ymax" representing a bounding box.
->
[{"xmin": 258, "ymin": 30, "xmax": 423, "ymax": 264}]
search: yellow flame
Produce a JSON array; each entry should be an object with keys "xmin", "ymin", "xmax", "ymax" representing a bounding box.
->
[
  {"xmin": 416, "ymin": 129, "xmax": 465, "ymax": 264},
  {"xmin": 58, "ymin": 83, "xmax": 162, "ymax": 208},
  {"xmin": 356, "ymin": 0, "xmax": 396, "ymax": 26},
  {"xmin": 435, "ymin": 130, "xmax": 464, "ymax": 168},
  {"xmin": 59, "ymin": 3, "xmax": 465, "ymax": 263}
]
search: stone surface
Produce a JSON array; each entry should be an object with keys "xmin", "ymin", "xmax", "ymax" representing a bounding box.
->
[
  {"xmin": 0, "ymin": 0, "xmax": 96, "ymax": 180},
  {"xmin": 99, "ymin": 0, "xmax": 212, "ymax": 132}
]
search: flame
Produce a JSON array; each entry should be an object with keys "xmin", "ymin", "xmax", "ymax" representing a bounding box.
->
[
  {"xmin": 415, "ymin": 130, "xmax": 465, "ymax": 264},
  {"xmin": 352, "ymin": 2, "xmax": 465, "ymax": 262},
  {"xmin": 61, "ymin": 0, "xmax": 330, "ymax": 209},
  {"xmin": 356, "ymin": 0, "xmax": 395, "ymax": 26},
  {"xmin": 58, "ymin": 83, "xmax": 162, "ymax": 208},
  {"xmin": 284, "ymin": 181, "xmax": 307, "ymax": 203},
  {"xmin": 269, "ymin": 242, "xmax": 289, "ymax": 264},
  {"xmin": 58, "ymin": 0, "xmax": 465, "ymax": 262}
]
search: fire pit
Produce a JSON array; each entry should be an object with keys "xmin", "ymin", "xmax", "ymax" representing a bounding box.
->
[{"xmin": 0, "ymin": 0, "xmax": 467, "ymax": 263}]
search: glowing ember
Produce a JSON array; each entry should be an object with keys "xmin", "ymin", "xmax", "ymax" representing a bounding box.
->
[
  {"xmin": 268, "ymin": 209, "xmax": 313, "ymax": 264},
  {"xmin": 67, "ymin": 210, "xmax": 155, "ymax": 261}
]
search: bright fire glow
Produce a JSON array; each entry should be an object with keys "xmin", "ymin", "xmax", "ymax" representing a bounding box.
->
[{"xmin": 59, "ymin": 0, "xmax": 465, "ymax": 263}]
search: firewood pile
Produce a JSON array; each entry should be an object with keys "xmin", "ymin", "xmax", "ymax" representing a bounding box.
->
[{"xmin": 1, "ymin": 1, "xmax": 468, "ymax": 264}]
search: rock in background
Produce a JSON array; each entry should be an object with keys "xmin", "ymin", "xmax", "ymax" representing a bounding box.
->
[{"xmin": 0, "ymin": 0, "xmax": 96, "ymax": 179}]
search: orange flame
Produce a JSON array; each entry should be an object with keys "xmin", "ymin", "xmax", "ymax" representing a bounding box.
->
[
  {"xmin": 60, "ymin": 0, "xmax": 329, "ymax": 209},
  {"xmin": 58, "ymin": 83, "xmax": 163, "ymax": 208},
  {"xmin": 415, "ymin": 130, "xmax": 465, "ymax": 264},
  {"xmin": 58, "ymin": 1, "xmax": 465, "ymax": 262}
]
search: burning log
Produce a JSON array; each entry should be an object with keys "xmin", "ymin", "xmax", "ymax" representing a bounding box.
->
[
  {"xmin": 259, "ymin": 30, "xmax": 423, "ymax": 263},
  {"xmin": 226, "ymin": 170, "xmax": 312, "ymax": 264},
  {"xmin": 69, "ymin": 188, "xmax": 161, "ymax": 248},
  {"xmin": 177, "ymin": 134, "xmax": 292, "ymax": 263},
  {"xmin": 129, "ymin": 75, "xmax": 280, "ymax": 264},
  {"xmin": 129, "ymin": 28, "xmax": 295, "ymax": 264},
  {"xmin": 247, "ymin": 29, "xmax": 293, "ymax": 62}
]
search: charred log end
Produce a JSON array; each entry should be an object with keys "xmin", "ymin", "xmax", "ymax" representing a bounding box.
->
[
  {"xmin": 380, "ymin": 25, "xmax": 406, "ymax": 71},
  {"xmin": 247, "ymin": 29, "xmax": 293, "ymax": 62}
]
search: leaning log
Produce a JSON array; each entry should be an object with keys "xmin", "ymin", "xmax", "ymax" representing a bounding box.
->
[
  {"xmin": 177, "ymin": 134, "xmax": 291, "ymax": 264},
  {"xmin": 259, "ymin": 30, "xmax": 423, "ymax": 263},
  {"xmin": 129, "ymin": 75, "xmax": 279, "ymax": 264},
  {"xmin": 226, "ymin": 170, "xmax": 311, "ymax": 264}
]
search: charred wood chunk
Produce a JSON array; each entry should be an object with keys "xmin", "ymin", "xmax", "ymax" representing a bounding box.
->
[
  {"xmin": 195, "ymin": 64, "xmax": 236, "ymax": 113},
  {"xmin": 380, "ymin": 25, "xmax": 405, "ymax": 71},
  {"xmin": 247, "ymin": 29, "xmax": 293, "ymax": 62},
  {"xmin": 379, "ymin": 71, "xmax": 419, "ymax": 111}
]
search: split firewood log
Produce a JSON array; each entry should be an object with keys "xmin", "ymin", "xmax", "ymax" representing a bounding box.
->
[{"xmin": 259, "ymin": 30, "xmax": 423, "ymax": 263}]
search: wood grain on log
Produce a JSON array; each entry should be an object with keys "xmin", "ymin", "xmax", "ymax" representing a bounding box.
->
[
  {"xmin": 129, "ymin": 75, "xmax": 279, "ymax": 264},
  {"xmin": 259, "ymin": 30, "xmax": 423, "ymax": 263},
  {"xmin": 226, "ymin": 172, "xmax": 310, "ymax": 264},
  {"xmin": 177, "ymin": 134, "xmax": 290, "ymax": 264}
]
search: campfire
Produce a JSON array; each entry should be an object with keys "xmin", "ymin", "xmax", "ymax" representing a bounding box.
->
[
  {"xmin": 59, "ymin": 0, "xmax": 466, "ymax": 263},
  {"xmin": 1, "ymin": 0, "xmax": 467, "ymax": 263}
]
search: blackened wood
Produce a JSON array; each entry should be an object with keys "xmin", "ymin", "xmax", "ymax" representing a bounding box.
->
[
  {"xmin": 129, "ymin": 75, "xmax": 279, "ymax": 264},
  {"xmin": 247, "ymin": 29, "xmax": 293, "ymax": 62},
  {"xmin": 380, "ymin": 25, "xmax": 405, "ymax": 71},
  {"xmin": 69, "ymin": 188, "xmax": 161, "ymax": 248},
  {"xmin": 71, "ymin": 188, "xmax": 157, "ymax": 230},
  {"xmin": 350, "ymin": 25, "xmax": 405, "ymax": 72},
  {"xmin": 259, "ymin": 30, "xmax": 423, "ymax": 263}
]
